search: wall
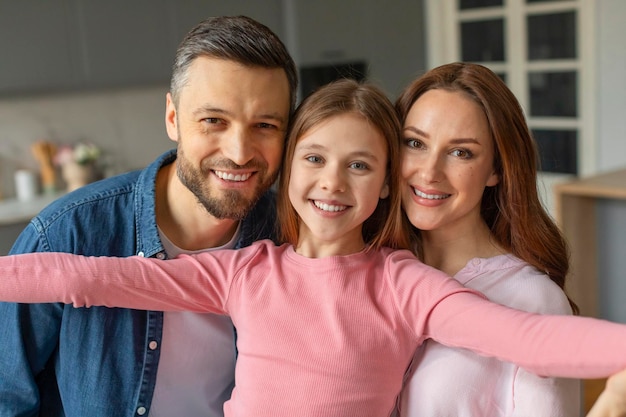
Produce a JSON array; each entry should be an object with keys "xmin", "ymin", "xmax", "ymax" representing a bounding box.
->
[
  {"xmin": 0, "ymin": 85, "xmax": 172, "ymax": 199},
  {"xmin": 595, "ymin": 0, "xmax": 626, "ymax": 322},
  {"xmin": 288, "ymin": 0, "xmax": 425, "ymax": 98}
]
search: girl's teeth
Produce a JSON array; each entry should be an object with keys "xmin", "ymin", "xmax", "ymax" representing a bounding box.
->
[{"xmin": 314, "ymin": 201, "xmax": 347, "ymax": 212}]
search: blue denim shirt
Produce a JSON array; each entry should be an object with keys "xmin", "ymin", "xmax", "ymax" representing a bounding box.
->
[{"xmin": 0, "ymin": 150, "xmax": 277, "ymax": 417}]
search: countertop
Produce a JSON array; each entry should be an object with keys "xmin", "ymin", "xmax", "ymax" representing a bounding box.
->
[{"xmin": 0, "ymin": 192, "xmax": 64, "ymax": 226}]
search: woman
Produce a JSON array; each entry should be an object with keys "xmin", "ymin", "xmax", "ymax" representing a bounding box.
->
[{"xmin": 396, "ymin": 62, "xmax": 580, "ymax": 416}]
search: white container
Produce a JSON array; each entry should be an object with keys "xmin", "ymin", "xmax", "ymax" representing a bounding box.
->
[{"xmin": 14, "ymin": 169, "xmax": 38, "ymax": 201}]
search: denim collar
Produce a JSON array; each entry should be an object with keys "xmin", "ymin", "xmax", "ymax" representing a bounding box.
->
[{"xmin": 134, "ymin": 149, "xmax": 176, "ymax": 258}]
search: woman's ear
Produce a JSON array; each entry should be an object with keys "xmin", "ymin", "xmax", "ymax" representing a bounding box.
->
[
  {"xmin": 379, "ymin": 182, "xmax": 390, "ymax": 199},
  {"xmin": 486, "ymin": 170, "xmax": 499, "ymax": 187}
]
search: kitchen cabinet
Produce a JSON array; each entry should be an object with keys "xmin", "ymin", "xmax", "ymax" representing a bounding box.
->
[
  {"xmin": 71, "ymin": 0, "xmax": 175, "ymax": 89},
  {"xmin": 0, "ymin": 1, "xmax": 175, "ymax": 95},
  {"xmin": 0, "ymin": 1, "xmax": 285, "ymax": 96},
  {"xmin": 0, "ymin": 0, "xmax": 78, "ymax": 94}
]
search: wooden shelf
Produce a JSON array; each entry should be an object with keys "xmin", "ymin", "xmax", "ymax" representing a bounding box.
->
[
  {"xmin": 554, "ymin": 168, "xmax": 626, "ymax": 414},
  {"xmin": 554, "ymin": 168, "xmax": 626, "ymax": 318}
]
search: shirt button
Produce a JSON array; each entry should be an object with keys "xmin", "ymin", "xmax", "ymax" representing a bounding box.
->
[
  {"xmin": 137, "ymin": 251, "xmax": 145, "ymax": 257},
  {"xmin": 156, "ymin": 252, "xmax": 165, "ymax": 260},
  {"xmin": 148, "ymin": 341, "xmax": 158, "ymax": 350},
  {"xmin": 136, "ymin": 406, "xmax": 147, "ymax": 415}
]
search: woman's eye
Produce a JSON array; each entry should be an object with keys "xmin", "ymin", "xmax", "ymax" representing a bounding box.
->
[
  {"xmin": 404, "ymin": 138, "xmax": 424, "ymax": 149},
  {"xmin": 451, "ymin": 149, "xmax": 473, "ymax": 159}
]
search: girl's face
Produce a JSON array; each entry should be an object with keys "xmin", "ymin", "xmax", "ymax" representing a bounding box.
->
[
  {"xmin": 288, "ymin": 113, "xmax": 389, "ymax": 258},
  {"xmin": 401, "ymin": 89, "xmax": 499, "ymax": 235}
]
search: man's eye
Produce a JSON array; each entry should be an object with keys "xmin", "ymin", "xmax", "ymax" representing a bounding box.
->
[
  {"xmin": 257, "ymin": 122, "xmax": 277, "ymax": 129},
  {"xmin": 203, "ymin": 118, "xmax": 221, "ymax": 124}
]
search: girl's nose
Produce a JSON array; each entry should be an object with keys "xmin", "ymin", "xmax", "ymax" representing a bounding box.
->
[{"xmin": 319, "ymin": 164, "xmax": 346, "ymax": 192}]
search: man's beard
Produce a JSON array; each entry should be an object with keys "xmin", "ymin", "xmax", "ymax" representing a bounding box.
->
[{"xmin": 176, "ymin": 148, "xmax": 277, "ymax": 220}]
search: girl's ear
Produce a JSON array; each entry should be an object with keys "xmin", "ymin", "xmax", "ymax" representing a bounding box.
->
[{"xmin": 379, "ymin": 182, "xmax": 390, "ymax": 199}]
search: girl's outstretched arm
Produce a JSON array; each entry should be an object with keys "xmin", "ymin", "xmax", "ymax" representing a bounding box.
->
[
  {"xmin": 587, "ymin": 370, "xmax": 626, "ymax": 417},
  {"xmin": 0, "ymin": 243, "xmax": 265, "ymax": 312},
  {"xmin": 423, "ymin": 289, "xmax": 626, "ymax": 379}
]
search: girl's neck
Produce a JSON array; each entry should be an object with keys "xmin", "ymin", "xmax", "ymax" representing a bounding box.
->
[{"xmin": 420, "ymin": 220, "xmax": 506, "ymax": 277}]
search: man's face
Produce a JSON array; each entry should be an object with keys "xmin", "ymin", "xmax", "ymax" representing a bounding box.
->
[{"xmin": 166, "ymin": 56, "xmax": 290, "ymax": 219}]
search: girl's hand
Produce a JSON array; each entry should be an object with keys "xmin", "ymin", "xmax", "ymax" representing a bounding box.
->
[{"xmin": 587, "ymin": 370, "xmax": 626, "ymax": 417}]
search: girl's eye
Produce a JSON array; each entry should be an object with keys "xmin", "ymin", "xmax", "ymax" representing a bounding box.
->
[
  {"xmin": 404, "ymin": 138, "xmax": 424, "ymax": 149},
  {"xmin": 451, "ymin": 148, "xmax": 473, "ymax": 159},
  {"xmin": 306, "ymin": 155, "xmax": 323, "ymax": 163},
  {"xmin": 349, "ymin": 161, "xmax": 369, "ymax": 170}
]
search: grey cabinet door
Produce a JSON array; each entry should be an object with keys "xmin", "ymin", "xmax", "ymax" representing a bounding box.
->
[
  {"xmin": 0, "ymin": 0, "xmax": 79, "ymax": 95},
  {"xmin": 73, "ymin": 0, "xmax": 175, "ymax": 89}
]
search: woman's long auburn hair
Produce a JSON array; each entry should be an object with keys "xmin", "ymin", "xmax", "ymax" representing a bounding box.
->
[
  {"xmin": 277, "ymin": 79, "xmax": 412, "ymax": 251},
  {"xmin": 395, "ymin": 62, "xmax": 578, "ymax": 314}
]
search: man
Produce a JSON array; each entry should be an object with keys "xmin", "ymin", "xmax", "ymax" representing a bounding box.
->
[{"xmin": 0, "ymin": 16, "xmax": 297, "ymax": 417}]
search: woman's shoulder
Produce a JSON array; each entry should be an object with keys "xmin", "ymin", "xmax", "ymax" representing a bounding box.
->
[{"xmin": 457, "ymin": 254, "xmax": 572, "ymax": 314}]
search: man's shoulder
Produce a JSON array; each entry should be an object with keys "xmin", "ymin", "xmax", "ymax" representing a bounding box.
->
[{"xmin": 37, "ymin": 170, "xmax": 141, "ymax": 223}]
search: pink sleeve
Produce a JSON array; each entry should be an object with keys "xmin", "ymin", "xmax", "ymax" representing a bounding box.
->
[
  {"xmin": 425, "ymin": 291, "xmax": 626, "ymax": 379},
  {"xmin": 0, "ymin": 243, "xmax": 265, "ymax": 313}
]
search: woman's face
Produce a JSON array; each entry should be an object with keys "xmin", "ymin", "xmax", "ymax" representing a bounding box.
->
[{"xmin": 400, "ymin": 89, "xmax": 499, "ymax": 234}]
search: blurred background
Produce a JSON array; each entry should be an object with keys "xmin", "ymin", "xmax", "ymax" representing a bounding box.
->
[{"xmin": 0, "ymin": 0, "xmax": 624, "ymax": 319}]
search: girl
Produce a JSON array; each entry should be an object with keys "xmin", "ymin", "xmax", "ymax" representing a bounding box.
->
[
  {"xmin": 396, "ymin": 62, "xmax": 580, "ymax": 416},
  {"xmin": 1, "ymin": 79, "xmax": 626, "ymax": 417}
]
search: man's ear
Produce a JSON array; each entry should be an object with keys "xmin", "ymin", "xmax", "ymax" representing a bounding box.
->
[
  {"xmin": 380, "ymin": 182, "xmax": 390, "ymax": 199},
  {"xmin": 165, "ymin": 92, "xmax": 179, "ymax": 143}
]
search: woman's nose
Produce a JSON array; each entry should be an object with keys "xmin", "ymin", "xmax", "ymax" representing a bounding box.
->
[{"xmin": 419, "ymin": 154, "xmax": 443, "ymax": 183}]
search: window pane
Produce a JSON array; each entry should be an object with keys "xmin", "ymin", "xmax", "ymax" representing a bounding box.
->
[
  {"xmin": 528, "ymin": 71, "xmax": 577, "ymax": 117},
  {"xmin": 461, "ymin": 19, "xmax": 505, "ymax": 62},
  {"xmin": 527, "ymin": 11, "xmax": 576, "ymax": 60},
  {"xmin": 459, "ymin": 0, "xmax": 502, "ymax": 9},
  {"xmin": 527, "ymin": 0, "xmax": 569, "ymax": 3},
  {"xmin": 533, "ymin": 129, "xmax": 578, "ymax": 174}
]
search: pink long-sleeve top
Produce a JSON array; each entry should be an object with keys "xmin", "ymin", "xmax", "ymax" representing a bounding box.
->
[{"xmin": 2, "ymin": 240, "xmax": 626, "ymax": 417}]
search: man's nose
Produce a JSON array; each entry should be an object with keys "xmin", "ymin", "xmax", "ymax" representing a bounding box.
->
[{"xmin": 222, "ymin": 127, "xmax": 254, "ymax": 166}]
